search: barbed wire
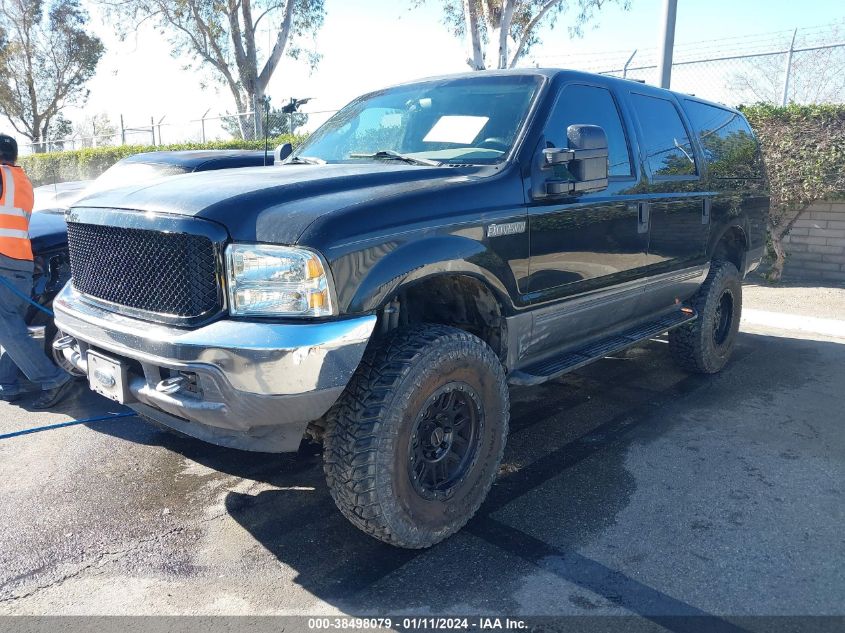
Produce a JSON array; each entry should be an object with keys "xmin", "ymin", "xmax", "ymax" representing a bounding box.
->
[
  {"xmin": 17, "ymin": 23, "xmax": 845, "ymax": 156},
  {"xmin": 531, "ymin": 21, "xmax": 845, "ymax": 68}
]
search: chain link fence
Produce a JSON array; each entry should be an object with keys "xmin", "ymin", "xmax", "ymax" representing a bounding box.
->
[
  {"xmin": 16, "ymin": 23, "xmax": 845, "ymax": 156},
  {"xmin": 535, "ymin": 23, "xmax": 845, "ymax": 107},
  {"xmin": 18, "ymin": 107, "xmax": 340, "ymax": 156}
]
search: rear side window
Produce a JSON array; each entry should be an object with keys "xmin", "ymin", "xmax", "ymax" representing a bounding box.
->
[
  {"xmin": 545, "ymin": 84, "xmax": 633, "ymax": 177},
  {"xmin": 630, "ymin": 93, "xmax": 697, "ymax": 178},
  {"xmin": 683, "ymin": 100, "xmax": 763, "ymax": 179}
]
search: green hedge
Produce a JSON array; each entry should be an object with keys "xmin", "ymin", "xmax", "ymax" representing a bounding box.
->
[
  {"xmin": 738, "ymin": 103, "xmax": 845, "ymax": 279},
  {"xmin": 20, "ymin": 134, "xmax": 307, "ymax": 187}
]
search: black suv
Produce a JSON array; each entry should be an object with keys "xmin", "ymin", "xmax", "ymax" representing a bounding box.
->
[{"xmin": 54, "ymin": 70, "xmax": 768, "ymax": 548}]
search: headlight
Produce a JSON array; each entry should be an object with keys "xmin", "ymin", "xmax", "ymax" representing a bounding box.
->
[{"xmin": 225, "ymin": 244, "xmax": 335, "ymax": 317}]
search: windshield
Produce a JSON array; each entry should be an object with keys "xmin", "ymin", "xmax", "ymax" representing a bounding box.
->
[{"xmin": 294, "ymin": 75, "xmax": 542, "ymax": 165}]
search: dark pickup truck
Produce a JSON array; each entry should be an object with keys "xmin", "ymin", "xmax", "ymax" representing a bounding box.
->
[{"xmin": 54, "ymin": 69, "xmax": 768, "ymax": 548}]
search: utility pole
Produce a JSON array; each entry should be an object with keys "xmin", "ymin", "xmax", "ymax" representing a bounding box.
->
[
  {"xmin": 623, "ymin": 49, "xmax": 637, "ymax": 79},
  {"xmin": 656, "ymin": 0, "xmax": 678, "ymax": 88},
  {"xmin": 156, "ymin": 115, "xmax": 167, "ymax": 145},
  {"xmin": 781, "ymin": 28, "xmax": 797, "ymax": 106},
  {"xmin": 199, "ymin": 109, "xmax": 211, "ymax": 143}
]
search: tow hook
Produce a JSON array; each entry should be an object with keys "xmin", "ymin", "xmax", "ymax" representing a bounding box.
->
[
  {"xmin": 52, "ymin": 335, "xmax": 76, "ymax": 351},
  {"xmin": 155, "ymin": 376, "xmax": 187, "ymax": 395}
]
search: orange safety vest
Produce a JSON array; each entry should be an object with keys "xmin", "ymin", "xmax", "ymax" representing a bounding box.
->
[{"xmin": 0, "ymin": 164, "xmax": 34, "ymax": 262}]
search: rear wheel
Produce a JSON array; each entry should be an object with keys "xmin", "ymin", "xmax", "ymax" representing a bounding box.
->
[
  {"xmin": 323, "ymin": 325, "xmax": 509, "ymax": 548},
  {"xmin": 670, "ymin": 260, "xmax": 742, "ymax": 374}
]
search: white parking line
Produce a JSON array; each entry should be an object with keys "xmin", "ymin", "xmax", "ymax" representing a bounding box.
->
[{"xmin": 742, "ymin": 308, "xmax": 845, "ymax": 338}]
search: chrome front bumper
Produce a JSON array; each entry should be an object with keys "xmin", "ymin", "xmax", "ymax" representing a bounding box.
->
[{"xmin": 53, "ymin": 285, "xmax": 376, "ymax": 452}]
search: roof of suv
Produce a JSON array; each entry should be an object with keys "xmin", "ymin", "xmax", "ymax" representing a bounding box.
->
[{"xmin": 392, "ymin": 68, "xmax": 740, "ymax": 116}]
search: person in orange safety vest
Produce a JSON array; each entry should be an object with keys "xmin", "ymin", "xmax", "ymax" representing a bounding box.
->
[{"xmin": 0, "ymin": 133, "xmax": 77, "ymax": 409}]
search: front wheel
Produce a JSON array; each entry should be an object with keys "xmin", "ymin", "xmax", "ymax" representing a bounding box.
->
[
  {"xmin": 670, "ymin": 260, "xmax": 742, "ymax": 374},
  {"xmin": 323, "ymin": 325, "xmax": 509, "ymax": 548}
]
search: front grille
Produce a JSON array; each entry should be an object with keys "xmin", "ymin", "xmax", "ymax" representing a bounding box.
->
[{"xmin": 66, "ymin": 222, "xmax": 221, "ymax": 320}]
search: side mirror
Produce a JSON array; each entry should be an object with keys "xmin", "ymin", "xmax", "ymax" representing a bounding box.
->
[
  {"xmin": 543, "ymin": 124, "xmax": 609, "ymax": 196},
  {"xmin": 274, "ymin": 142, "xmax": 293, "ymax": 164}
]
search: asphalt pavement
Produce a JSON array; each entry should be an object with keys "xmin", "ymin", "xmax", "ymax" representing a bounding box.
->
[{"xmin": 1, "ymin": 284, "xmax": 843, "ymax": 629}]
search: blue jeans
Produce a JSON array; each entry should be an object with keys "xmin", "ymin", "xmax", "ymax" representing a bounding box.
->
[{"xmin": 0, "ymin": 269, "xmax": 69, "ymax": 396}]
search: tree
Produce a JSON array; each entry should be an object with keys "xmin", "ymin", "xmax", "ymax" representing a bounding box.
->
[
  {"xmin": 72, "ymin": 113, "xmax": 117, "ymax": 148},
  {"xmin": 0, "ymin": 0, "xmax": 104, "ymax": 152},
  {"xmin": 741, "ymin": 104, "xmax": 845, "ymax": 281},
  {"xmin": 103, "ymin": 0, "xmax": 325, "ymax": 139},
  {"xmin": 222, "ymin": 97, "xmax": 310, "ymax": 139},
  {"xmin": 46, "ymin": 113, "xmax": 73, "ymax": 150},
  {"xmin": 222, "ymin": 103, "xmax": 308, "ymax": 138},
  {"xmin": 416, "ymin": 0, "xmax": 630, "ymax": 70}
]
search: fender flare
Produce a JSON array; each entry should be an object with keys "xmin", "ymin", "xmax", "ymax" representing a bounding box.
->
[
  {"xmin": 707, "ymin": 221, "xmax": 751, "ymax": 274},
  {"xmin": 708, "ymin": 221, "xmax": 750, "ymax": 254},
  {"xmin": 345, "ymin": 235, "xmax": 515, "ymax": 314}
]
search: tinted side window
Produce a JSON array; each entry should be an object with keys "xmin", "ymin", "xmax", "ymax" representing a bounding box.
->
[
  {"xmin": 630, "ymin": 93, "xmax": 697, "ymax": 177},
  {"xmin": 683, "ymin": 100, "xmax": 763, "ymax": 179},
  {"xmin": 545, "ymin": 84, "xmax": 632, "ymax": 177}
]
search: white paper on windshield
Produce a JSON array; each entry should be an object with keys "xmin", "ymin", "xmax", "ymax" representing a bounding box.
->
[{"xmin": 423, "ymin": 116, "xmax": 489, "ymax": 144}]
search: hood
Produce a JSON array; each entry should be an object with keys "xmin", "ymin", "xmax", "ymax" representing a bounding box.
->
[
  {"xmin": 71, "ymin": 163, "xmax": 482, "ymax": 243},
  {"xmin": 118, "ymin": 149, "xmax": 267, "ymax": 170},
  {"xmin": 33, "ymin": 180, "xmax": 92, "ymax": 212},
  {"xmin": 29, "ymin": 211, "xmax": 68, "ymax": 253}
]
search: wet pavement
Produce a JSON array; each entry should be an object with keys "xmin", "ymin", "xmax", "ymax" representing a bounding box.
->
[{"xmin": 1, "ymin": 301, "xmax": 844, "ymax": 624}]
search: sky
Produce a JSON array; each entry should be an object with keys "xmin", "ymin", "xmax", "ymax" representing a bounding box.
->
[{"xmin": 12, "ymin": 0, "xmax": 845, "ymax": 144}]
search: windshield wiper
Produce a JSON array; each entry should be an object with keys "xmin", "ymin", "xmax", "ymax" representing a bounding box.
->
[
  {"xmin": 287, "ymin": 155, "xmax": 326, "ymax": 165},
  {"xmin": 348, "ymin": 150, "xmax": 441, "ymax": 167}
]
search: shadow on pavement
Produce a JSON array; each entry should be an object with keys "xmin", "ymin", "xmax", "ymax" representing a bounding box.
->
[
  {"xmin": 87, "ymin": 331, "xmax": 844, "ymax": 620},
  {"xmin": 9, "ymin": 379, "xmax": 115, "ymax": 420},
  {"xmin": 219, "ymin": 339, "xmax": 711, "ymax": 612},
  {"xmin": 745, "ymin": 278, "xmax": 845, "ymax": 290}
]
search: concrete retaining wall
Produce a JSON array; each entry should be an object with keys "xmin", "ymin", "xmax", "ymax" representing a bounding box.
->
[{"xmin": 782, "ymin": 200, "xmax": 845, "ymax": 283}]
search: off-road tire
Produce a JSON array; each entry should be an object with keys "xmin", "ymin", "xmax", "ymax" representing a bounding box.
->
[
  {"xmin": 323, "ymin": 324, "xmax": 509, "ymax": 549},
  {"xmin": 670, "ymin": 260, "xmax": 742, "ymax": 374}
]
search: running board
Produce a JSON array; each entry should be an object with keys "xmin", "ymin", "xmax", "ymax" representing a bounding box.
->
[{"xmin": 509, "ymin": 310, "xmax": 697, "ymax": 386}]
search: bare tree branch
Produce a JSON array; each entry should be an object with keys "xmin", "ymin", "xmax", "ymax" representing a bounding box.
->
[
  {"xmin": 100, "ymin": 0, "xmax": 324, "ymax": 138},
  {"xmin": 462, "ymin": 0, "xmax": 484, "ymax": 70},
  {"xmin": 498, "ymin": 0, "xmax": 516, "ymax": 70},
  {"xmin": 0, "ymin": 0, "xmax": 103, "ymax": 149},
  {"xmin": 508, "ymin": 0, "xmax": 559, "ymax": 68},
  {"xmin": 422, "ymin": 0, "xmax": 628, "ymax": 71},
  {"xmin": 256, "ymin": 0, "xmax": 294, "ymax": 93}
]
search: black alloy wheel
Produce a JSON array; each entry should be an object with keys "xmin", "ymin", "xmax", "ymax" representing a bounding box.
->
[{"xmin": 409, "ymin": 383, "xmax": 482, "ymax": 500}]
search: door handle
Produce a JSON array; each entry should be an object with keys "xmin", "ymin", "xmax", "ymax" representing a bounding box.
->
[
  {"xmin": 637, "ymin": 202, "xmax": 650, "ymax": 234},
  {"xmin": 702, "ymin": 198, "xmax": 712, "ymax": 225}
]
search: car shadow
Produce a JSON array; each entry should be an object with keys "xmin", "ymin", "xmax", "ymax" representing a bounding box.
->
[
  {"xmin": 11, "ymin": 378, "xmax": 119, "ymax": 420},
  {"xmin": 85, "ymin": 330, "xmax": 843, "ymax": 618},
  {"xmin": 88, "ymin": 409, "xmax": 317, "ymax": 485},
  {"xmin": 216, "ymin": 338, "xmax": 716, "ymax": 613},
  {"xmin": 745, "ymin": 278, "xmax": 845, "ymax": 290}
]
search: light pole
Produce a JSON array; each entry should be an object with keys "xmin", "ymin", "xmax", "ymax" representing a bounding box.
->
[
  {"xmin": 656, "ymin": 0, "xmax": 678, "ymax": 89},
  {"xmin": 781, "ymin": 28, "xmax": 797, "ymax": 106}
]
